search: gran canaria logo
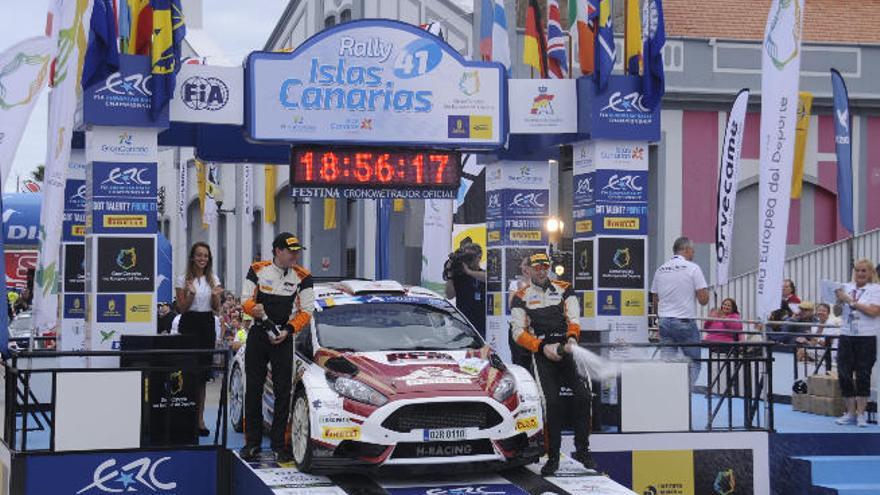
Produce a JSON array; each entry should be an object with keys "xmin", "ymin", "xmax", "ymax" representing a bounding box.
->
[{"xmin": 765, "ymin": 0, "xmax": 802, "ymax": 70}]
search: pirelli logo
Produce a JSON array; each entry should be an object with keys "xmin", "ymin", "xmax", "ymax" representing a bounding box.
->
[
  {"xmin": 103, "ymin": 215, "xmax": 147, "ymax": 228},
  {"xmin": 322, "ymin": 426, "xmax": 361, "ymax": 440},
  {"xmin": 575, "ymin": 220, "xmax": 592, "ymax": 233},
  {"xmin": 488, "ymin": 230, "xmax": 501, "ymax": 242},
  {"xmin": 603, "ymin": 217, "xmax": 640, "ymax": 230},
  {"xmin": 509, "ymin": 230, "xmax": 541, "ymax": 242},
  {"xmin": 72, "ymin": 225, "xmax": 86, "ymax": 237}
]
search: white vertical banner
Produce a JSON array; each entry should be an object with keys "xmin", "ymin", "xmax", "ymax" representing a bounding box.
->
[
  {"xmin": 420, "ymin": 198, "xmax": 453, "ymax": 295},
  {"xmin": 177, "ymin": 160, "xmax": 188, "ymax": 230},
  {"xmin": 0, "ymin": 37, "xmax": 53, "ymax": 187},
  {"xmin": 756, "ymin": 0, "xmax": 804, "ymax": 321},
  {"xmin": 241, "ymin": 163, "xmax": 253, "ymax": 223},
  {"xmin": 34, "ymin": 0, "xmax": 94, "ymax": 333},
  {"xmin": 715, "ymin": 89, "xmax": 749, "ymax": 286}
]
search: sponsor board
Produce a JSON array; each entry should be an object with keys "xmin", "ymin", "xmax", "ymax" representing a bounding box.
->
[
  {"xmin": 485, "ymin": 161, "xmax": 551, "ymax": 190},
  {"xmin": 620, "ymin": 290, "xmax": 646, "ymax": 317},
  {"xmin": 4, "ymin": 250, "xmax": 37, "ymax": 289},
  {"xmin": 597, "ymin": 237, "xmax": 645, "ymax": 289},
  {"xmin": 89, "ymin": 161, "xmax": 157, "ymax": 234},
  {"xmin": 486, "ymin": 249, "xmax": 502, "ymax": 291},
  {"xmin": 574, "ymin": 240, "xmax": 594, "ymax": 291},
  {"xmin": 578, "ymin": 75, "xmax": 660, "ymax": 141},
  {"xmin": 247, "ymin": 20, "xmax": 504, "ymax": 148},
  {"xmin": 486, "ymin": 292, "xmax": 502, "ymax": 316},
  {"xmin": 597, "ymin": 290, "xmax": 622, "ymax": 316},
  {"xmin": 63, "ymin": 294, "xmax": 86, "ymax": 319},
  {"xmin": 125, "ymin": 293, "xmax": 153, "ymax": 323},
  {"xmin": 23, "ymin": 449, "xmax": 216, "ymax": 495},
  {"xmin": 96, "ymin": 294, "xmax": 126, "ymax": 323},
  {"xmin": 86, "ymin": 127, "xmax": 158, "ymax": 163},
  {"xmin": 63, "ymin": 243, "xmax": 86, "ymax": 293},
  {"xmin": 633, "ymin": 450, "xmax": 694, "ymax": 495},
  {"xmin": 83, "ymin": 54, "xmax": 169, "ymax": 127},
  {"xmin": 501, "ymin": 189, "xmax": 549, "ymax": 218},
  {"xmin": 596, "ymin": 170, "xmax": 648, "ymax": 204},
  {"xmin": 321, "ymin": 426, "xmax": 360, "ymax": 441},
  {"xmin": 2, "ymin": 192, "xmax": 41, "ymax": 245},
  {"xmin": 171, "ymin": 64, "xmax": 243, "ymax": 124},
  {"xmin": 509, "ymin": 79, "xmax": 578, "ymax": 134},
  {"xmin": 96, "ymin": 237, "xmax": 155, "ymax": 293},
  {"xmin": 582, "ymin": 291, "xmax": 595, "ymax": 318}
]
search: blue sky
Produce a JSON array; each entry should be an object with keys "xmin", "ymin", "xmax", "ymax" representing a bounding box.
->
[{"xmin": 0, "ymin": 0, "xmax": 287, "ymax": 191}]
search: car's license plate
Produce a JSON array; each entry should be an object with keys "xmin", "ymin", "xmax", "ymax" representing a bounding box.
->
[{"xmin": 423, "ymin": 428, "xmax": 468, "ymax": 441}]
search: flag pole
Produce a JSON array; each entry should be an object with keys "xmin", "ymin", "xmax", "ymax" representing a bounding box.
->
[{"xmin": 564, "ymin": 32, "xmax": 573, "ymax": 78}]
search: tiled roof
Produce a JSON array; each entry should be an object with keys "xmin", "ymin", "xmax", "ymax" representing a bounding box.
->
[{"xmin": 664, "ymin": 0, "xmax": 880, "ymax": 44}]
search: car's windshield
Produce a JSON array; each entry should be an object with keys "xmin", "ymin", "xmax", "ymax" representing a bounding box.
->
[{"xmin": 315, "ymin": 302, "xmax": 483, "ymax": 352}]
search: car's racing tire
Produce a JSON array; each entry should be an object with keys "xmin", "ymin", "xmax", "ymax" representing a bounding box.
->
[
  {"xmin": 291, "ymin": 388, "xmax": 314, "ymax": 472},
  {"xmin": 229, "ymin": 363, "xmax": 244, "ymax": 433}
]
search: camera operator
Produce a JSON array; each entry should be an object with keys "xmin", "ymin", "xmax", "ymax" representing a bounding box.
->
[{"xmin": 444, "ymin": 242, "xmax": 487, "ymax": 338}]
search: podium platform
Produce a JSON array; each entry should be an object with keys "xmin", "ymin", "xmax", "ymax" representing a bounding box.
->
[{"xmin": 230, "ymin": 451, "xmax": 636, "ymax": 495}]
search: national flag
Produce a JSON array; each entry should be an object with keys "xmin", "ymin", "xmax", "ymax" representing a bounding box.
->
[
  {"xmin": 641, "ymin": 0, "xmax": 666, "ymax": 109},
  {"xmin": 547, "ymin": 0, "xmax": 567, "ymax": 78},
  {"xmin": 150, "ymin": 0, "xmax": 186, "ymax": 119},
  {"xmin": 118, "ymin": 0, "xmax": 131, "ymax": 52},
  {"xmin": 264, "ymin": 165, "xmax": 276, "ymax": 223},
  {"xmin": 81, "ymin": 0, "xmax": 120, "ymax": 89},
  {"xmin": 596, "ymin": 0, "xmax": 615, "ymax": 90},
  {"xmin": 479, "ymin": 0, "xmax": 493, "ymax": 61},
  {"xmin": 624, "ymin": 0, "xmax": 642, "ymax": 75},
  {"xmin": 523, "ymin": 0, "xmax": 547, "ymax": 78},
  {"xmin": 128, "ymin": 0, "xmax": 152, "ymax": 55},
  {"xmin": 491, "ymin": 0, "xmax": 511, "ymax": 70},
  {"xmin": 568, "ymin": 0, "xmax": 598, "ymax": 75},
  {"xmin": 831, "ymin": 69, "xmax": 854, "ymax": 234},
  {"xmin": 791, "ymin": 91, "xmax": 813, "ymax": 199}
]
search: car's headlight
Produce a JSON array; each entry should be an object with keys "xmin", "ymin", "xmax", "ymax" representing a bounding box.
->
[
  {"xmin": 329, "ymin": 375, "xmax": 388, "ymax": 407},
  {"xmin": 492, "ymin": 373, "xmax": 516, "ymax": 402}
]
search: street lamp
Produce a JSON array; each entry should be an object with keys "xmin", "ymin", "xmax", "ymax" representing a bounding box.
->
[{"xmin": 545, "ymin": 217, "xmax": 565, "ymax": 277}]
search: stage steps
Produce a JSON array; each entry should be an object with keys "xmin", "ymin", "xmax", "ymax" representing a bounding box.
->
[{"xmin": 791, "ymin": 455, "xmax": 880, "ymax": 495}]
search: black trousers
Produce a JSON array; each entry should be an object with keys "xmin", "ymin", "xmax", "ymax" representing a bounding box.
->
[
  {"xmin": 534, "ymin": 352, "xmax": 591, "ymax": 458},
  {"xmin": 244, "ymin": 326, "xmax": 293, "ymax": 450},
  {"xmin": 838, "ymin": 335, "xmax": 877, "ymax": 397},
  {"xmin": 178, "ymin": 311, "xmax": 215, "ymax": 383}
]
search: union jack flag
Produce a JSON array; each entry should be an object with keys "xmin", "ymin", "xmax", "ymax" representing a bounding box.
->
[{"xmin": 547, "ymin": 0, "xmax": 567, "ymax": 78}]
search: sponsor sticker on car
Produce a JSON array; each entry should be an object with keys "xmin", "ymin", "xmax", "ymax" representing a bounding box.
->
[
  {"xmin": 457, "ymin": 357, "xmax": 489, "ymax": 376},
  {"xmin": 398, "ymin": 366, "xmax": 474, "ymax": 386},
  {"xmin": 322, "ymin": 426, "xmax": 361, "ymax": 441},
  {"xmin": 515, "ymin": 416, "xmax": 538, "ymax": 432},
  {"xmin": 422, "ymin": 428, "xmax": 470, "ymax": 442}
]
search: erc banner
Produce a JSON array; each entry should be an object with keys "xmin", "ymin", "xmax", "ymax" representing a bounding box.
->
[
  {"xmin": 89, "ymin": 161, "xmax": 158, "ymax": 234},
  {"xmin": 593, "ymin": 141, "xmax": 649, "ymax": 235},
  {"xmin": 247, "ymin": 19, "xmax": 505, "ymax": 148}
]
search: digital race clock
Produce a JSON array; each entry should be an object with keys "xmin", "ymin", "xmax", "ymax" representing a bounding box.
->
[{"xmin": 290, "ymin": 147, "xmax": 461, "ymax": 193}]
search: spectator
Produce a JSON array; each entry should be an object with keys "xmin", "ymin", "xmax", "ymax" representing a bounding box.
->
[
  {"xmin": 444, "ymin": 242, "xmax": 487, "ymax": 338},
  {"xmin": 773, "ymin": 300, "xmax": 817, "ymax": 347},
  {"xmin": 651, "ymin": 236, "xmax": 709, "ymax": 387},
  {"xmin": 157, "ymin": 302, "xmax": 176, "ymax": 334},
  {"xmin": 13, "ymin": 288, "xmax": 31, "ymax": 314},
  {"xmin": 781, "ymin": 278, "xmax": 801, "ymax": 315},
  {"xmin": 232, "ymin": 314, "xmax": 253, "ymax": 353},
  {"xmin": 703, "ymin": 298, "xmax": 743, "ymax": 343},
  {"xmin": 813, "ymin": 302, "xmax": 842, "ymax": 362},
  {"xmin": 834, "ymin": 259, "xmax": 880, "ymax": 427},
  {"xmin": 175, "ymin": 242, "xmax": 223, "ymax": 437}
]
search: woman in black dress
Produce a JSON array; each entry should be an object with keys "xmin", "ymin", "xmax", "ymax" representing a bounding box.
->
[{"xmin": 175, "ymin": 242, "xmax": 222, "ymax": 436}]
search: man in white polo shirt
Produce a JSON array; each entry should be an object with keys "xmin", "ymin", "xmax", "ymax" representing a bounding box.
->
[{"xmin": 650, "ymin": 237, "xmax": 709, "ymax": 386}]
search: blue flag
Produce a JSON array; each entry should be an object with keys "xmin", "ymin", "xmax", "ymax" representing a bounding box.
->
[
  {"xmin": 642, "ymin": 0, "xmax": 666, "ymax": 109},
  {"xmin": 831, "ymin": 69, "xmax": 854, "ymax": 234},
  {"xmin": 150, "ymin": 0, "xmax": 186, "ymax": 119},
  {"xmin": 596, "ymin": 0, "xmax": 616, "ymax": 91},
  {"xmin": 81, "ymin": 0, "xmax": 120, "ymax": 89}
]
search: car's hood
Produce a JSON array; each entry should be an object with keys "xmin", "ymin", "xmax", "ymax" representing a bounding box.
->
[{"xmin": 315, "ymin": 346, "xmax": 505, "ymax": 398}]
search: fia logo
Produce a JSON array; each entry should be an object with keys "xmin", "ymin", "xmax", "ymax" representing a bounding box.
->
[
  {"xmin": 181, "ymin": 76, "xmax": 229, "ymax": 111},
  {"xmin": 101, "ymin": 167, "xmax": 152, "ymax": 186},
  {"xmin": 77, "ymin": 456, "xmax": 176, "ymax": 493},
  {"xmin": 510, "ymin": 192, "xmax": 545, "ymax": 208},
  {"xmin": 601, "ymin": 91, "xmax": 649, "ymax": 113},
  {"xmin": 575, "ymin": 176, "xmax": 593, "ymax": 196},
  {"xmin": 487, "ymin": 193, "xmax": 501, "ymax": 209},
  {"xmin": 116, "ymin": 247, "xmax": 137, "ymax": 270},
  {"xmin": 602, "ymin": 174, "xmax": 643, "ymax": 193},
  {"xmin": 96, "ymin": 72, "xmax": 152, "ymax": 97}
]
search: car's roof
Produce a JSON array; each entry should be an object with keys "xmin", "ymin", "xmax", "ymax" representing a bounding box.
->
[{"xmin": 313, "ymin": 279, "xmax": 446, "ymax": 309}]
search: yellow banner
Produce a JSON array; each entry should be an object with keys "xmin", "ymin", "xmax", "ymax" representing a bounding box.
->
[
  {"xmin": 264, "ymin": 165, "xmax": 276, "ymax": 223},
  {"xmin": 791, "ymin": 91, "xmax": 813, "ymax": 199},
  {"xmin": 633, "ymin": 450, "xmax": 695, "ymax": 495},
  {"xmin": 195, "ymin": 160, "xmax": 207, "ymax": 229},
  {"xmin": 621, "ymin": 290, "xmax": 646, "ymax": 316},
  {"xmin": 125, "ymin": 294, "xmax": 152, "ymax": 322},
  {"xmin": 583, "ymin": 292, "xmax": 595, "ymax": 318},
  {"xmin": 103, "ymin": 215, "xmax": 147, "ymax": 228},
  {"xmin": 603, "ymin": 217, "xmax": 640, "ymax": 230},
  {"xmin": 324, "ymin": 199, "xmax": 337, "ymax": 230}
]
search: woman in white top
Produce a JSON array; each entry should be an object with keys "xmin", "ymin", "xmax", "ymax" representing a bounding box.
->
[
  {"xmin": 834, "ymin": 258, "xmax": 880, "ymax": 427},
  {"xmin": 175, "ymin": 242, "xmax": 223, "ymax": 436}
]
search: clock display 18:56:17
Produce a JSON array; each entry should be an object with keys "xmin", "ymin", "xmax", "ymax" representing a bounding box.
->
[{"xmin": 292, "ymin": 148, "xmax": 460, "ymax": 187}]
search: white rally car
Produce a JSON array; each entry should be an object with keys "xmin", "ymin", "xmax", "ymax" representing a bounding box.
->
[{"xmin": 229, "ymin": 280, "xmax": 544, "ymax": 473}]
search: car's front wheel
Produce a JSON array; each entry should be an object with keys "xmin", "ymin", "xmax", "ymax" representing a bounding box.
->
[
  {"xmin": 229, "ymin": 364, "xmax": 244, "ymax": 433},
  {"xmin": 291, "ymin": 389, "xmax": 314, "ymax": 472}
]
